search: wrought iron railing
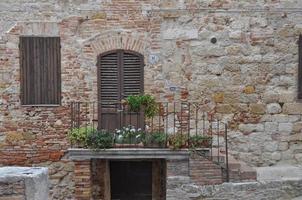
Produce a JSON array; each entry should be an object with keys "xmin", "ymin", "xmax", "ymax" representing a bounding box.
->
[{"xmin": 70, "ymin": 101, "xmax": 229, "ymax": 181}]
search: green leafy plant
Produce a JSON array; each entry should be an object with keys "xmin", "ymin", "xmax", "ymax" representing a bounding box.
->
[
  {"xmin": 168, "ymin": 134, "xmax": 188, "ymax": 150},
  {"xmin": 126, "ymin": 94, "xmax": 158, "ymax": 118},
  {"xmin": 68, "ymin": 126, "xmax": 96, "ymax": 147},
  {"xmin": 189, "ymin": 135, "xmax": 212, "ymax": 149},
  {"xmin": 143, "ymin": 132, "xmax": 166, "ymax": 147},
  {"xmin": 86, "ymin": 130, "xmax": 114, "ymax": 149}
]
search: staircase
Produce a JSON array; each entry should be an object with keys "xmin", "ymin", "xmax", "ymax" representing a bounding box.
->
[
  {"xmin": 190, "ymin": 154, "xmax": 224, "ymax": 185},
  {"xmin": 189, "ymin": 148, "xmax": 257, "ymax": 186}
]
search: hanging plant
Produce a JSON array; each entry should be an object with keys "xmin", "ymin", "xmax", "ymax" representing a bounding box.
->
[{"xmin": 125, "ymin": 94, "xmax": 158, "ymax": 118}]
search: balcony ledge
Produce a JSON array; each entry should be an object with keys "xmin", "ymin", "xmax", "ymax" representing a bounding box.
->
[{"xmin": 65, "ymin": 148, "xmax": 190, "ymax": 160}]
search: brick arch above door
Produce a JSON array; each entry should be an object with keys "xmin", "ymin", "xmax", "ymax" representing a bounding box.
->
[
  {"xmin": 82, "ymin": 31, "xmax": 151, "ymax": 63},
  {"xmin": 80, "ymin": 31, "xmax": 152, "ymax": 105}
]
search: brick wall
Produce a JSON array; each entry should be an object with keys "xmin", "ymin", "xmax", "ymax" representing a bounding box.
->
[{"xmin": 1, "ymin": 0, "xmax": 302, "ymax": 199}]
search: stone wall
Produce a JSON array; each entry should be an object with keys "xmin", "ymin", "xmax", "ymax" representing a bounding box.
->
[
  {"xmin": 0, "ymin": 180, "xmax": 25, "ymax": 200},
  {"xmin": 1, "ymin": 0, "xmax": 302, "ymax": 199},
  {"xmin": 167, "ymin": 176, "xmax": 302, "ymax": 200},
  {"xmin": 0, "ymin": 167, "xmax": 49, "ymax": 200}
]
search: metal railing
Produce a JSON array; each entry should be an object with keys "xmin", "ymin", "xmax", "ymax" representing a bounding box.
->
[{"xmin": 70, "ymin": 101, "xmax": 229, "ymax": 181}]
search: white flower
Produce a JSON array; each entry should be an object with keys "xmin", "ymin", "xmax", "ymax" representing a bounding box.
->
[
  {"xmin": 137, "ymin": 128, "xmax": 142, "ymax": 131},
  {"xmin": 130, "ymin": 128, "xmax": 136, "ymax": 132},
  {"xmin": 145, "ymin": 125, "xmax": 150, "ymax": 130},
  {"xmin": 136, "ymin": 134, "xmax": 141, "ymax": 139},
  {"xmin": 125, "ymin": 128, "xmax": 129, "ymax": 131},
  {"xmin": 116, "ymin": 130, "xmax": 121, "ymax": 133}
]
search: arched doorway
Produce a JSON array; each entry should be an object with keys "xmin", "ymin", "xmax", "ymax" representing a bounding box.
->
[{"xmin": 97, "ymin": 50, "xmax": 144, "ymax": 130}]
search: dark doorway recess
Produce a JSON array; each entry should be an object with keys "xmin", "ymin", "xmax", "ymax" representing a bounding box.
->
[{"xmin": 110, "ymin": 161, "xmax": 152, "ymax": 200}]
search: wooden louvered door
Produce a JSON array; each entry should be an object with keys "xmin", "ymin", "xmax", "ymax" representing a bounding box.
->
[{"xmin": 98, "ymin": 50, "xmax": 144, "ymax": 131}]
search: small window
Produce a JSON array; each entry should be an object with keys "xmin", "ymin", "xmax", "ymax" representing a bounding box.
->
[{"xmin": 19, "ymin": 36, "xmax": 61, "ymax": 105}]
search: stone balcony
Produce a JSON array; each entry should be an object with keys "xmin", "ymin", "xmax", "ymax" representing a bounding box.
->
[{"xmin": 65, "ymin": 148, "xmax": 190, "ymax": 160}]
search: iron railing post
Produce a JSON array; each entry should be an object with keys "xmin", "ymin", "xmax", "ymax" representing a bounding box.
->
[
  {"xmin": 187, "ymin": 103, "xmax": 190, "ymax": 148},
  {"xmin": 70, "ymin": 102, "xmax": 74, "ymax": 131},
  {"xmin": 165, "ymin": 102, "xmax": 168, "ymax": 148},
  {"xmin": 225, "ymin": 123, "xmax": 229, "ymax": 182},
  {"xmin": 217, "ymin": 120, "xmax": 220, "ymax": 164}
]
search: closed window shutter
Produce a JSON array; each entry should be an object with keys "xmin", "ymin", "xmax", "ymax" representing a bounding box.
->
[
  {"xmin": 99, "ymin": 52, "xmax": 120, "ymax": 108},
  {"xmin": 299, "ymin": 35, "xmax": 302, "ymax": 99},
  {"xmin": 20, "ymin": 37, "xmax": 61, "ymax": 105},
  {"xmin": 98, "ymin": 50, "xmax": 144, "ymax": 107},
  {"xmin": 98, "ymin": 50, "xmax": 144, "ymax": 130},
  {"xmin": 122, "ymin": 52, "xmax": 144, "ymax": 97}
]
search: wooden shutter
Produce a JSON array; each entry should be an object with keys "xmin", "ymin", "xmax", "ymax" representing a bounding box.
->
[
  {"xmin": 20, "ymin": 37, "xmax": 61, "ymax": 105},
  {"xmin": 98, "ymin": 50, "xmax": 144, "ymax": 130},
  {"xmin": 122, "ymin": 52, "xmax": 144, "ymax": 97},
  {"xmin": 298, "ymin": 34, "xmax": 302, "ymax": 99},
  {"xmin": 99, "ymin": 52, "xmax": 120, "ymax": 108},
  {"xmin": 98, "ymin": 50, "xmax": 143, "ymax": 107}
]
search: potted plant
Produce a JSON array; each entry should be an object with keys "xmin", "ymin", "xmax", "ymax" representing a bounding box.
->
[
  {"xmin": 143, "ymin": 132, "xmax": 166, "ymax": 148},
  {"xmin": 189, "ymin": 135, "xmax": 212, "ymax": 149},
  {"xmin": 168, "ymin": 134, "xmax": 188, "ymax": 150},
  {"xmin": 114, "ymin": 126, "xmax": 144, "ymax": 147},
  {"xmin": 86, "ymin": 130, "xmax": 114, "ymax": 149},
  {"xmin": 125, "ymin": 94, "xmax": 158, "ymax": 118},
  {"xmin": 68, "ymin": 126, "xmax": 96, "ymax": 148}
]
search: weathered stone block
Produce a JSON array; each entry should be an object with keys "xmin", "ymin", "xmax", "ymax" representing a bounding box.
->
[
  {"xmin": 283, "ymin": 103, "xmax": 302, "ymax": 114},
  {"xmin": 213, "ymin": 92, "xmax": 224, "ymax": 103},
  {"xmin": 294, "ymin": 154, "xmax": 302, "ymax": 162},
  {"xmin": 229, "ymin": 30, "xmax": 242, "ymax": 40},
  {"xmin": 278, "ymin": 142, "xmax": 289, "ymax": 151},
  {"xmin": 193, "ymin": 45, "xmax": 226, "ymax": 57},
  {"xmin": 22, "ymin": 132, "xmax": 36, "ymax": 141},
  {"xmin": 238, "ymin": 124, "xmax": 264, "ymax": 133},
  {"xmin": 162, "ymin": 28, "xmax": 198, "ymax": 40},
  {"xmin": 250, "ymin": 103, "xmax": 266, "ymax": 114},
  {"xmin": 264, "ymin": 142, "xmax": 278, "ymax": 152},
  {"xmin": 265, "ymin": 122, "xmax": 278, "ymax": 132},
  {"xmin": 271, "ymin": 114, "xmax": 300, "ymax": 123},
  {"xmin": 243, "ymin": 85, "xmax": 255, "ymax": 94},
  {"xmin": 293, "ymin": 122, "xmax": 302, "ymax": 133},
  {"xmin": 240, "ymin": 94, "xmax": 258, "ymax": 103},
  {"xmin": 271, "ymin": 152, "xmax": 281, "ymax": 160},
  {"xmin": 216, "ymin": 104, "xmax": 233, "ymax": 114},
  {"xmin": 5, "ymin": 131, "xmax": 23, "ymax": 144},
  {"xmin": 288, "ymin": 133, "xmax": 302, "ymax": 142},
  {"xmin": 263, "ymin": 91, "xmax": 279, "ymax": 103},
  {"xmin": 266, "ymin": 103, "xmax": 282, "ymax": 114},
  {"xmin": 91, "ymin": 12, "xmax": 107, "ymax": 20},
  {"xmin": 278, "ymin": 123, "xmax": 293, "ymax": 133}
]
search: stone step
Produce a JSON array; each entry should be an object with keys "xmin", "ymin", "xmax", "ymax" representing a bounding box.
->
[
  {"xmin": 189, "ymin": 150, "xmax": 257, "ymax": 185},
  {"xmin": 240, "ymin": 171, "xmax": 257, "ymax": 180},
  {"xmin": 190, "ymin": 166, "xmax": 222, "ymax": 170},
  {"xmin": 189, "ymin": 163, "xmax": 222, "ymax": 168},
  {"xmin": 191, "ymin": 172, "xmax": 222, "ymax": 177},
  {"xmin": 193, "ymin": 180, "xmax": 223, "ymax": 185}
]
